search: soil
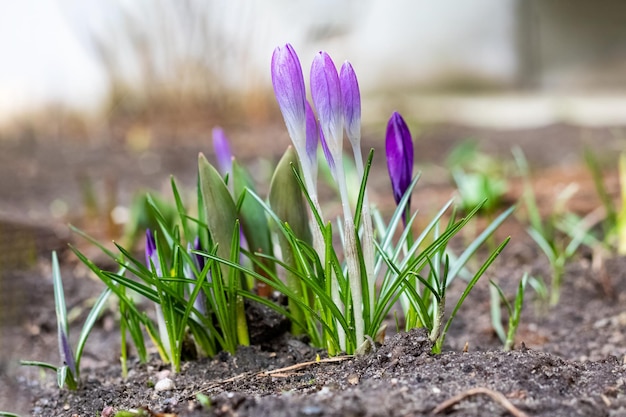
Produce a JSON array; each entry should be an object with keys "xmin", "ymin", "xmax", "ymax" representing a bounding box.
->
[{"xmin": 2, "ymin": 122, "xmax": 626, "ymax": 416}]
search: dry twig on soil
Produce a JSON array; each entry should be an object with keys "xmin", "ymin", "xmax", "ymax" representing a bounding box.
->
[
  {"xmin": 431, "ymin": 387, "xmax": 530, "ymax": 417},
  {"xmin": 192, "ymin": 356, "xmax": 353, "ymax": 396}
]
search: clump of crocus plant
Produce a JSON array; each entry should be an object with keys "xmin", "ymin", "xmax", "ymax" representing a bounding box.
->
[{"xmin": 27, "ymin": 41, "xmax": 515, "ymax": 386}]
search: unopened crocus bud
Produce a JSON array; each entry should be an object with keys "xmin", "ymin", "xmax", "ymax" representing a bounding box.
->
[
  {"xmin": 52, "ymin": 251, "xmax": 77, "ymax": 381},
  {"xmin": 192, "ymin": 236, "xmax": 205, "ymax": 271},
  {"xmin": 340, "ymin": 61, "xmax": 361, "ymax": 145},
  {"xmin": 310, "ymin": 51, "xmax": 343, "ymax": 162},
  {"xmin": 145, "ymin": 229, "xmax": 161, "ymax": 276},
  {"xmin": 385, "ymin": 112, "xmax": 414, "ymax": 209},
  {"xmin": 212, "ymin": 127, "xmax": 232, "ymax": 176},
  {"xmin": 271, "ymin": 44, "xmax": 307, "ymax": 148}
]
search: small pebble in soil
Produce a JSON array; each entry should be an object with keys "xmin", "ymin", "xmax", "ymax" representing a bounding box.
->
[
  {"xmin": 300, "ymin": 405, "xmax": 323, "ymax": 416},
  {"xmin": 155, "ymin": 378, "xmax": 176, "ymax": 392}
]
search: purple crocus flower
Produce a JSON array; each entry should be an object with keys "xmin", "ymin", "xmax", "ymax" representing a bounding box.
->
[
  {"xmin": 385, "ymin": 112, "xmax": 414, "ymax": 212},
  {"xmin": 310, "ymin": 51, "xmax": 343, "ymax": 160},
  {"xmin": 339, "ymin": 61, "xmax": 361, "ymax": 144},
  {"xmin": 212, "ymin": 127, "xmax": 233, "ymax": 176},
  {"xmin": 145, "ymin": 229, "xmax": 161, "ymax": 276},
  {"xmin": 271, "ymin": 44, "xmax": 307, "ymax": 147}
]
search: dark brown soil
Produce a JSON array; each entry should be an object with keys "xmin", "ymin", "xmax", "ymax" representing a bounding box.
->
[{"xmin": 2, "ymin": 122, "xmax": 626, "ymax": 416}]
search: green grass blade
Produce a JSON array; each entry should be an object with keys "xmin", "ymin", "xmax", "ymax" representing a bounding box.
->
[
  {"xmin": 437, "ymin": 237, "xmax": 510, "ymax": 351},
  {"xmin": 74, "ymin": 286, "xmax": 113, "ymax": 369},
  {"xmin": 446, "ymin": 204, "xmax": 514, "ymax": 286}
]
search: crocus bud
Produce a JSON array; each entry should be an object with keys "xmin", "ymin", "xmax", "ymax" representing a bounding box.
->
[
  {"xmin": 52, "ymin": 251, "xmax": 77, "ymax": 381},
  {"xmin": 310, "ymin": 51, "xmax": 343, "ymax": 162},
  {"xmin": 212, "ymin": 127, "xmax": 233, "ymax": 176},
  {"xmin": 145, "ymin": 229, "xmax": 161, "ymax": 276},
  {"xmin": 340, "ymin": 61, "xmax": 361, "ymax": 145},
  {"xmin": 385, "ymin": 112, "xmax": 414, "ymax": 208},
  {"xmin": 271, "ymin": 44, "xmax": 307, "ymax": 148},
  {"xmin": 192, "ymin": 236, "xmax": 205, "ymax": 271}
]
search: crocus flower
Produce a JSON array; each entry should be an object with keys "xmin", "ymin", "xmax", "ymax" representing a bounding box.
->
[
  {"xmin": 340, "ymin": 61, "xmax": 361, "ymax": 146},
  {"xmin": 385, "ymin": 112, "xmax": 414, "ymax": 210},
  {"xmin": 271, "ymin": 44, "xmax": 307, "ymax": 151},
  {"xmin": 271, "ymin": 43, "xmax": 320, "ymax": 204},
  {"xmin": 310, "ymin": 51, "xmax": 343, "ymax": 162},
  {"xmin": 212, "ymin": 127, "xmax": 232, "ymax": 176},
  {"xmin": 312, "ymin": 50, "xmax": 365, "ymax": 348}
]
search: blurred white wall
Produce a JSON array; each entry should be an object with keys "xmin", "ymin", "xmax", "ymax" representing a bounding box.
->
[
  {"xmin": 2, "ymin": 0, "xmax": 626, "ymax": 126},
  {"xmin": 0, "ymin": 0, "xmax": 518, "ymax": 122}
]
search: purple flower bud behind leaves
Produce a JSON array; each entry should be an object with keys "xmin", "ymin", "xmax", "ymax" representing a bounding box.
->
[
  {"xmin": 192, "ymin": 236, "xmax": 205, "ymax": 271},
  {"xmin": 145, "ymin": 229, "xmax": 161, "ymax": 276},
  {"xmin": 385, "ymin": 112, "xmax": 414, "ymax": 209},
  {"xmin": 271, "ymin": 44, "xmax": 307, "ymax": 147},
  {"xmin": 340, "ymin": 61, "xmax": 361, "ymax": 144},
  {"xmin": 310, "ymin": 51, "xmax": 343, "ymax": 159},
  {"xmin": 59, "ymin": 330, "xmax": 77, "ymax": 377},
  {"xmin": 212, "ymin": 127, "xmax": 233, "ymax": 176}
]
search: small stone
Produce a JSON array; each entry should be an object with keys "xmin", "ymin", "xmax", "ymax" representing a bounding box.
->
[
  {"xmin": 347, "ymin": 374, "xmax": 359, "ymax": 385},
  {"xmin": 156, "ymin": 370, "xmax": 171, "ymax": 380},
  {"xmin": 101, "ymin": 406, "xmax": 115, "ymax": 417},
  {"xmin": 300, "ymin": 405, "xmax": 323, "ymax": 416},
  {"xmin": 155, "ymin": 378, "xmax": 176, "ymax": 392}
]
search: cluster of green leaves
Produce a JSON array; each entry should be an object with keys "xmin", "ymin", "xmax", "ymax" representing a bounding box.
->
[
  {"xmin": 446, "ymin": 140, "xmax": 510, "ymax": 215},
  {"xmin": 24, "ymin": 144, "xmax": 515, "ymax": 391},
  {"xmin": 514, "ymin": 148, "xmax": 589, "ymax": 306},
  {"xmin": 583, "ymin": 149, "xmax": 626, "ymax": 254},
  {"xmin": 490, "ymin": 273, "xmax": 528, "ymax": 351},
  {"xmin": 21, "ymin": 251, "xmax": 111, "ymax": 390}
]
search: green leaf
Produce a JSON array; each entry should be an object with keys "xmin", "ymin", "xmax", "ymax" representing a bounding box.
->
[
  {"xmin": 233, "ymin": 159, "xmax": 275, "ymax": 262},
  {"xmin": 198, "ymin": 153, "xmax": 238, "ymax": 274},
  {"xmin": 268, "ymin": 147, "xmax": 312, "ymax": 334}
]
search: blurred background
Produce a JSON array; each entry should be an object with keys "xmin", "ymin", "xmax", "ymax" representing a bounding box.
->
[
  {"xmin": 3, "ymin": 0, "xmax": 626, "ymax": 128},
  {"xmin": 2, "ymin": 1, "xmax": 626, "ymax": 412}
]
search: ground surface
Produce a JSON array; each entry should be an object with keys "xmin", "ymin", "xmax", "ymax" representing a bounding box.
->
[{"xmin": 1, "ymin": 122, "xmax": 626, "ymax": 416}]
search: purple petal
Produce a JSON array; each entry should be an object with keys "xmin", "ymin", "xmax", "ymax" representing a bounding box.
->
[
  {"xmin": 305, "ymin": 101, "xmax": 318, "ymax": 162},
  {"xmin": 271, "ymin": 44, "xmax": 307, "ymax": 147},
  {"xmin": 385, "ymin": 112, "xmax": 414, "ymax": 206},
  {"xmin": 145, "ymin": 229, "xmax": 161, "ymax": 276},
  {"xmin": 212, "ymin": 127, "xmax": 233, "ymax": 176},
  {"xmin": 318, "ymin": 124, "xmax": 335, "ymax": 172},
  {"xmin": 339, "ymin": 61, "xmax": 361, "ymax": 143},
  {"xmin": 58, "ymin": 328, "xmax": 77, "ymax": 377},
  {"xmin": 192, "ymin": 236, "xmax": 205, "ymax": 271},
  {"xmin": 310, "ymin": 51, "xmax": 343, "ymax": 154}
]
